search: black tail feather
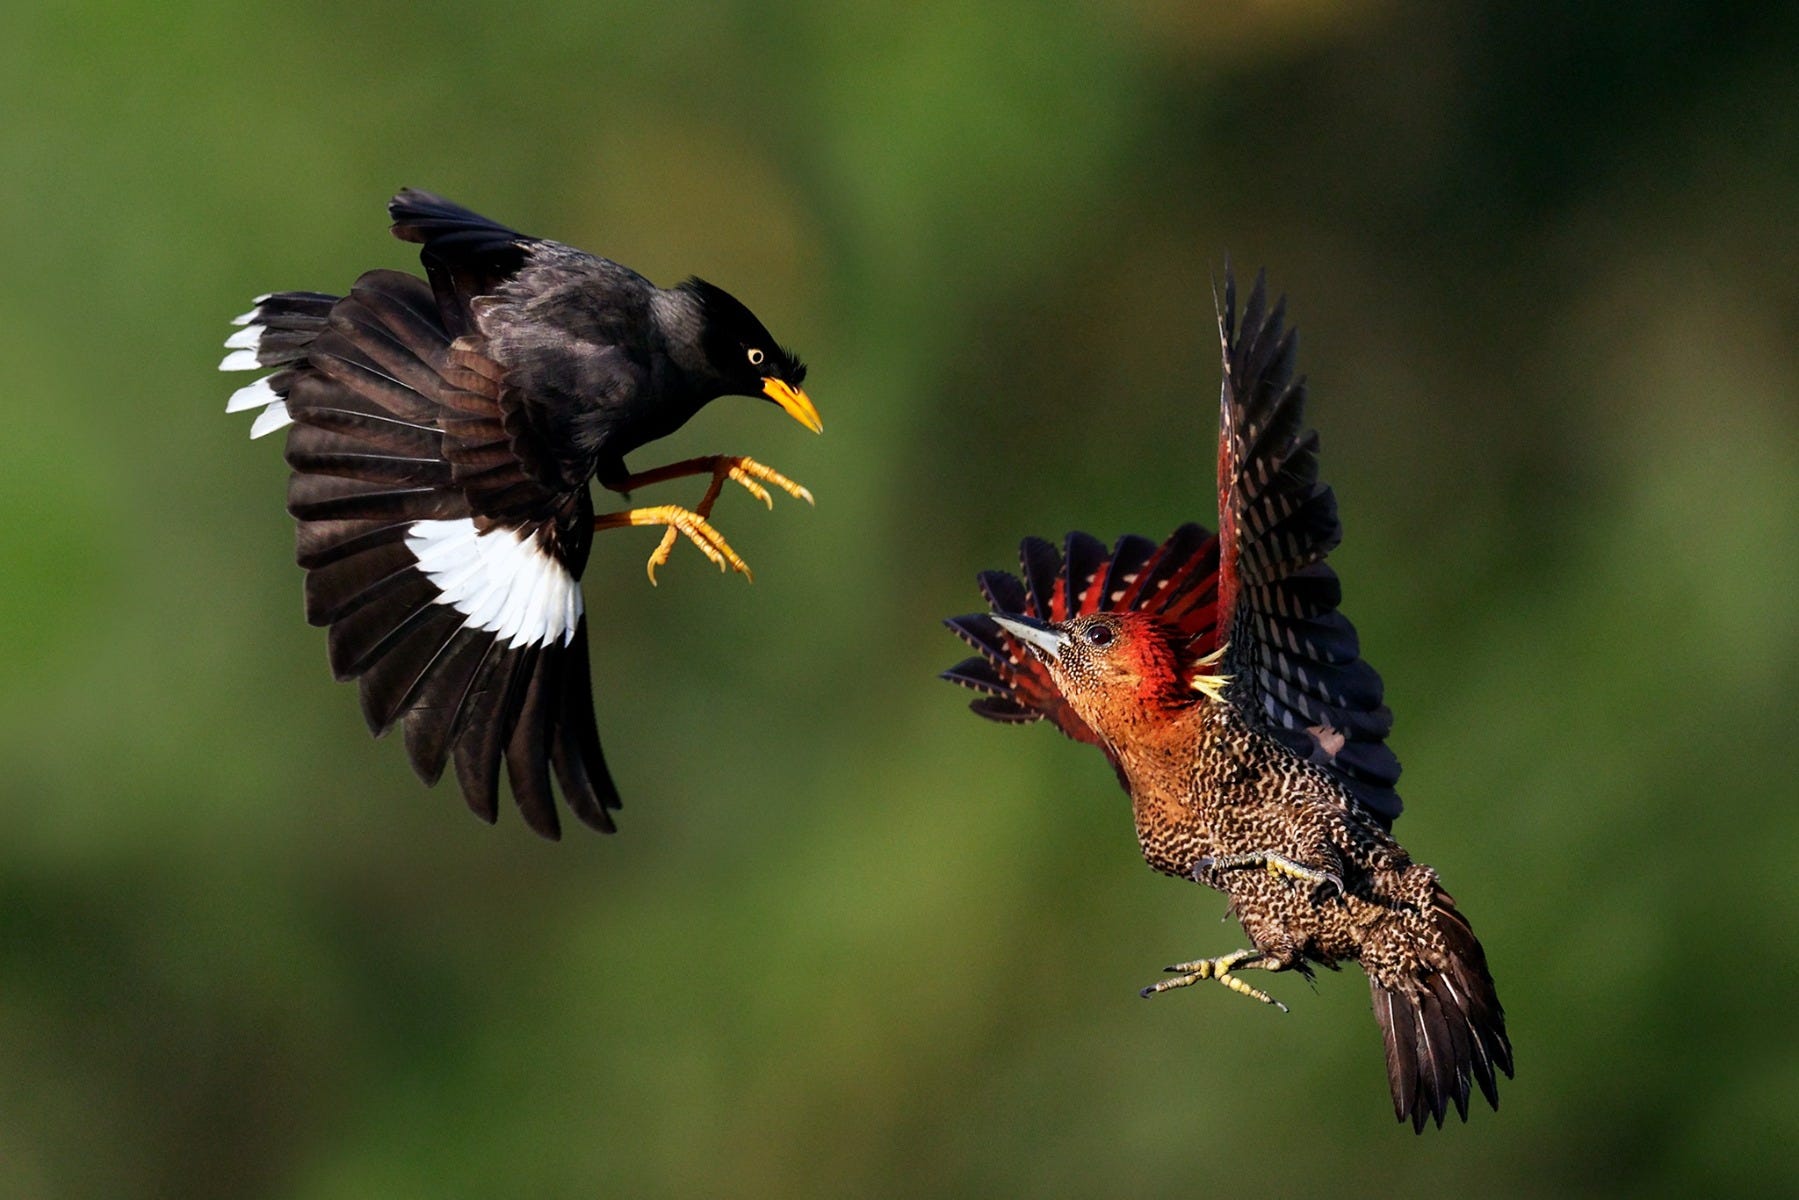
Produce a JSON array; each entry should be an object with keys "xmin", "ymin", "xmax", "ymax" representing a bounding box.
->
[
  {"xmin": 549, "ymin": 618, "xmax": 622, "ymax": 833},
  {"xmin": 451, "ymin": 643, "xmax": 533, "ymax": 826},
  {"xmin": 356, "ymin": 607, "xmax": 467, "ymax": 738},
  {"xmin": 505, "ymin": 648, "xmax": 563, "ymax": 839},
  {"xmin": 402, "ymin": 631, "xmax": 500, "ymax": 787}
]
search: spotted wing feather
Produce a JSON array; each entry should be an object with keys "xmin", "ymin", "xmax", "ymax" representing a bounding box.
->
[{"xmin": 1213, "ymin": 269, "xmax": 1402, "ymax": 825}]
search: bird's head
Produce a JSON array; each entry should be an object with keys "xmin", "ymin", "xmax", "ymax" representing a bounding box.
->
[
  {"xmin": 681, "ymin": 277, "xmax": 821, "ymax": 434},
  {"xmin": 991, "ymin": 611, "xmax": 1228, "ymax": 736}
]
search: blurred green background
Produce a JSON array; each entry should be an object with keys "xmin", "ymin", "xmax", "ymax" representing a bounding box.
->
[{"xmin": 4, "ymin": 1, "xmax": 1796, "ymax": 1196}]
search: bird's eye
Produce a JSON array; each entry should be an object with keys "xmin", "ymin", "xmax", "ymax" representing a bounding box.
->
[
  {"xmin": 1084, "ymin": 625, "xmax": 1114, "ymax": 648},
  {"xmin": 747, "ymin": 347, "xmax": 765, "ymax": 366}
]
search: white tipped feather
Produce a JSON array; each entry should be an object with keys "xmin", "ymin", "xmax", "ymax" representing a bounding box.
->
[
  {"xmin": 223, "ymin": 324, "xmax": 264, "ymax": 350},
  {"xmin": 226, "ymin": 376, "xmax": 280, "ymax": 413},
  {"xmin": 406, "ymin": 520, "xmax": 582, "ymax": 648},
  {"xmin": 230, "ymin": 307, "xmax": 261, "ymax": 326},
  {"xmin": 219, "ymin": 349, "xmax": 263, "ymax": 371},
  {"xmin": 248, "ymin": 401, "xmax": 292, "ymax": 438}
]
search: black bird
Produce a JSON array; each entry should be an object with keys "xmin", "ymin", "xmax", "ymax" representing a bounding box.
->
[{"xmin": 221, "ymin": 189, "xmax": 821, "ymax": 838}]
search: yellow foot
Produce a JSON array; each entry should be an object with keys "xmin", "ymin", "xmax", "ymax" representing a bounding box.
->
[
  {"xmin": 593, "ymin": 504, "xmax": 751, "ymax": 584},
  {"xmin": 614, "ymin": 455, "xmax": 814, "ymax": 584},
  {"xmin": 714, "ymin": 455, "xmax": 814, "ymax": 510},
  {"xmin": 1140, "ymin": 948, "xmax": 1288, "ymax": 1012},
  {"xmin": 1194, "ymin": 851, "xmax": 1344, "ymax": 901}
]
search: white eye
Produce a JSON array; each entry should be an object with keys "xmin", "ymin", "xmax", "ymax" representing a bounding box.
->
[{"xmin": 747, "ymin": 347, "xmax": 765, "ymax": 366}]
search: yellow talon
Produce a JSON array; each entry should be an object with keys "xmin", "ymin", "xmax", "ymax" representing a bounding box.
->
[
  {"xmin": 1197, "ymin": 850, "xmax": 1343, "ymax": 900},
  {"xmin": 593, "ymin": 503, "xmax": 751, "ymax": 585},
  {"xmin": 1140, "ymin": 948, "xmax": 1287, "ymax": 1012},
  {"xmin": 722, "ymin": 456, "xmax": 814, "ymax": 507},
  {"xmin": 600, "ymin": 454, "xmax": 812, "ymax": 584},
  {"xmin": 727, "ymin": 467, "xmax": 774, "ymax": 509},
  {"xmin": 1190, "ymin": 642, "xmax": 1232, "ymax": 702}
]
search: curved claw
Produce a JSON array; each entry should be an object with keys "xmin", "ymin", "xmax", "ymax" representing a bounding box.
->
[
  {"xmin": 723, "ymin": 456, "xmax": 813, "ymax": 508},
  {"xmin": 598, "ymin": 455, "xmax": 811, "ymax": 586},
  {"xmin": 1311, "ymin": 870, "xmax": 1346, "ymax": 903},
  {"xmin": 1192, "ymin": 851, "xmax": 1345, "ymax": 904},
  {"xmin": 1140, "ymin": 949, "xmax": 1288, "ymax": 1012},
  {"xmin": 594, "ymin": 503, "xmax": 753, "ymax": 585},
  {"xmin": 728, "ymin": 469, "xmax": 775, "ymax": 510}
]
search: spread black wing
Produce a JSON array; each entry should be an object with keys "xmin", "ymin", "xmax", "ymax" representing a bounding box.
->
[{"xmin": 222, "ymin": 255, "xmax": 620, "ymax": 840}]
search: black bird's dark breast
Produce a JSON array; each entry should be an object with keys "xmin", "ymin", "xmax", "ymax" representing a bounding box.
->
[{"xmin": 479, "ymin": 247, "xmax": 709, "ymax": 481}]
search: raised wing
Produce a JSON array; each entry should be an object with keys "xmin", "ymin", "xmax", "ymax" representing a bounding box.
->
[
  {"xmin": 1213, "ymin": 269, "xmax": 1401, "ymax": 824},
  {"xmin": 943, "ymin": 525, "xmax": 1220, "ymax": 777},
  {"xmin": 222, "ymin": 267, "xmax": 619, "ymax": 838},
  {"xmin": 388, "ymin": 188, "xmax": 535, "ymax": 337},
  {"xmin": 390, "ymin": 189, "xmax": 650, "ymax": 496}
]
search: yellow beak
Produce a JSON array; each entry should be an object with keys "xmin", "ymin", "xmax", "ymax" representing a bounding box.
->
[{"xmin": 761, "ymin": 377, "xmax": 824, "ymax": 434}]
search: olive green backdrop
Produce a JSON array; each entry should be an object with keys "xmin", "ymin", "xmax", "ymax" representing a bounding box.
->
[{"xmin": 3, "ymin": 2, "xmax": 1795, "ymax": 1196}]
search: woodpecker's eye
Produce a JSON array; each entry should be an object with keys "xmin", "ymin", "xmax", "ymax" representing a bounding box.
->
[
  {"xmin": 1084, "ymin": 625, "xmax": 1114, "ymax": 648},
  {"xmin": 747, "ymin": 347, "xmax": 765, "ymax": 367}
]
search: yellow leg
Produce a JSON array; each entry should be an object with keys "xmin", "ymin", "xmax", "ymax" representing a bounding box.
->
[
  {"xmin": 1140, "ymin": 948, "xmax": 1288, "ymax": 1012},
  {"xmin": 1195, "ymin": 851, "xmax": 1344, "ymax": 900},
  {"xmin": 620, "ymin": 454, "xmax": 814, "ymax": 508},
  {"xmin": 610, "ymin": 455, "xmax": 814, "ymax": 584},
  {"xmin": 593, "ymin": 503, "xmax": 752, "ymax": 584}
]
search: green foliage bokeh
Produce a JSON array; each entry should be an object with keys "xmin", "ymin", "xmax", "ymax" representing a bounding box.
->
[{"xmin": 2, "ymin": 2, "xmax": 1796, "ymax": 1196}]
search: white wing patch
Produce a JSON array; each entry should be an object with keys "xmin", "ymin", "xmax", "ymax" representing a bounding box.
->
[
  {"xmin": 221, "ymin": 320, "xmax": 293, "ymax": 437},
  {"xmin": 220, "ymin": 322, "xmax": 265, "ymax": 372},
  {"xmin": 223, "ymin": 324, "xmax": 264, "ymax": 350},
  {"xmin": 225, "ymin": 376, "xmax": 278, "ymax": 413},
  {"xmin": 406, "ymin": 519, "xmax": 583, "ymax": 648},
  {"xmin": 248, "ymin": 401, "xmax": 293, "ymax": 438},
  {"xmin": 225, "ymin": 375, "xmax": 294, "ymax": 437}
]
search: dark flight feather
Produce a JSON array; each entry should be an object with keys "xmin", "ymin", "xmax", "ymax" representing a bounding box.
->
[
  {"xmin": 1213, "ymin": 269, "xmax": 1402, "ymax": 826},
  {"xmin": 229, "ymin": 188, "xmax": 812, "ymax": 838},
  {"xmin": 232, "ymin": 266, "xmax": 618, "ymax": 834}
]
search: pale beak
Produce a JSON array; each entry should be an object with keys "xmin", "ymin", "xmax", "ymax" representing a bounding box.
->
[
  {"xmin": 992, "ymin": 613, "xmax": 1068, "ymax": 664},
  {"xmin": 761, "ymin": 377, "xmax": 823, "ymax": 434}
]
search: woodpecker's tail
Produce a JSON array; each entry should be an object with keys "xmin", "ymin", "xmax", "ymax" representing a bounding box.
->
[{"xmin": 1371, "ymin": 886, "xmax": 1513, "ymax": 1132}]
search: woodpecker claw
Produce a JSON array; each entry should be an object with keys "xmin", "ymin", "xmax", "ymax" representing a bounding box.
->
[
  {"xmin": 1140, "ymin": 948, "xmax": 1287, "ymax": 1012},
  {"xmin": 1192, "ymin": 851, "xmax": 1344, "ymax": 903}
]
